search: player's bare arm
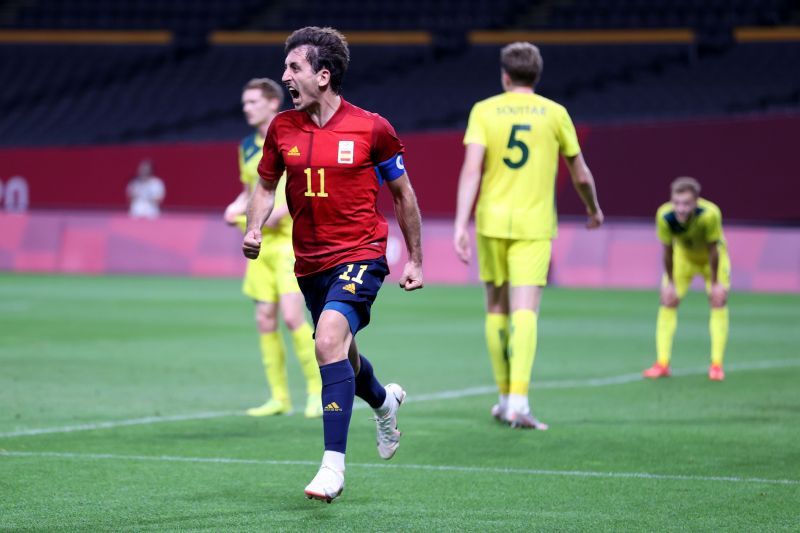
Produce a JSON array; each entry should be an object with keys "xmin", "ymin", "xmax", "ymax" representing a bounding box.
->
[
  {"xmin": 387, "ymin": 173, "xmax": 424, "ymax": 291},
  {"xmin": 453, "ymin": 143, "xmax": 486, "ymax": 264},
  {"xmin": 224, "ymin": 184, "xmax": 250, "ymax": 225},
  {"xmin": 243, "ymin": 178, "xmax": 277, "ymax": 259},
  {"xmin": 661, "ymin": 243, "xmax": 678, "ymax": 306},
  {"xmin": 264, "ymin": 202, "xmax": 290, "ymax": 228},
  {"xmin": 564, "ymin": 152, "xmax": 603, "ymax": 229}
]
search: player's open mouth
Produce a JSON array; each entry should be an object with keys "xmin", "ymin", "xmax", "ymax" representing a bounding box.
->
[{"xmin": 287, "ymin": 86, "xmax": 300, "ymax": 100}]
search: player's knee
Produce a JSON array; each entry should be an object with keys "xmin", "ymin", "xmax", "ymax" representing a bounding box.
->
[
  {"xmin": 256, "ymin": 316, "xmax": 277, "ymax": 332},
  {"xmin": 486, "ymin": 302, "xmax": 509, "ymax": 314},
  {"xmin": 314, "ymin": 333, "xmax": 345, "ymax": 365},
  {"xmin": 710, "ymin": 293, "xmax": 727, "ymax": 308},
  {"xmin": 484, "ymin": 282, "xmax": 508, "ymax": 313},
  {"xmin": 282, "ymin": 309, "xmax": 306, "ymax": 330},
  {"xmin": 660, "ymin": 294, "xmax": 680, "ymax": 308},
  {"xmin": 255, "ymin": 307, "xmax": 278, "ymax": 332}
]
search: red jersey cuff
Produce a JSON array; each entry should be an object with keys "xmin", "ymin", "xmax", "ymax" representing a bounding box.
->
[{"xmin": 259, "ymin": 171, "xmax": 280, "ymax": 183}]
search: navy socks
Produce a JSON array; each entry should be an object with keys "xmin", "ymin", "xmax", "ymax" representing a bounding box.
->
[
  {"xmin": 354, "ymin": 354, "xmax": 387, "ymax": 409},
  {"xmin": 319, "ymin": 360, "xmax": 355, "ymax": 453},
  {"xmin": 319, "ymin": 355, "xmax": 386, "ymax": 453}
]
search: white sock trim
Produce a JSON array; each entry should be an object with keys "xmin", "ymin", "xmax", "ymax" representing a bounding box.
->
[
  {"xmin": 498, "ymin": 394, "xmax": 509, "ymax": 411},
  {"xmin": 508, "ymin": 394, "xmax": 530, "ymax": 415},
  {"xmin": 375, "ymin": 387, "xmax": 393, "ymax": 416},
  {"xmin": 322, "ymin": 450, "xmax": 345, "ymax": 473}
]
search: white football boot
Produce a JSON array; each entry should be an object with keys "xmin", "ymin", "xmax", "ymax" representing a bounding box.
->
[
  {"xmin": 507, "ymin": 409, "xmax": 549, "ymax": 430},
  {"xmin": 304, "ymin": 464, "xmax": 345, "ymax": 503},
  {"xmin": 491, "ymin": 403, "xmax": 509, "ymax": 423},
  {"xmin": 375, "ymin": 383, "xmax": 406, "ymax": 460}
]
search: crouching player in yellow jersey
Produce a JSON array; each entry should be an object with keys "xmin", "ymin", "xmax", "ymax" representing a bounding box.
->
[
  {"xmin": 643, "ymin": 177, "xmax": 730, "ymax": 381},
  {"xmin": 454, "ymin": 42, "xmax": 603, "ymax": 429},
  {"xmin": 224, "ymin": 78, "xmax": 322, "ymax": 417}
]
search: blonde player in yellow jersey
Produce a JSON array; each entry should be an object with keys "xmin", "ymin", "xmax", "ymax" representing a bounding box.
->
[
  {"xmin": 454, "ymin": 42, "xmax": 603, "ymax": 429},
  {"xmin": 643, "ymin": 177, "xmax": 730, "ymax": 381},
  {"xmin": 224, "ymin": 78, "xmax": 322, "ymax": 418}
]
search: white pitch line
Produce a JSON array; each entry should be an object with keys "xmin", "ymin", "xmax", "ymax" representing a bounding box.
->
[
  {"xmin": 385, "ymin": 358, "xmax": 800, "ymax": 403},
  {"xmin": 535, "ymin": 358, "xmax": 800, "ymax": 390},
  {"xmin": 1, "ymin": 450, "xmax": 797, "ymax": 486},
  {"xmin": 2, "ymin": 358, "xmax": 798, "ymax": 439},
  {"xmin": 0, "ymin": 411, "xmax": 243, "ymax": 439}
]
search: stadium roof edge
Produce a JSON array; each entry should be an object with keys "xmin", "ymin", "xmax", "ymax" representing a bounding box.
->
[
  {"xmin": 3, "ymin": 27, "xmax": 798, "ymax": 47},
  {"xmin": 209, "ymin": 31, "xmax": 432, "ymax": 46},
  {"xmin": 469, "ymin": 29, "xmax": 695, "ymax": 45},
  {"xmin": 734, "ymin": 26, "xmax": 800, "ymax": 42},
  {"xmin": 0, "ymin": 30, "xmax": 172, "ymax": 45}
]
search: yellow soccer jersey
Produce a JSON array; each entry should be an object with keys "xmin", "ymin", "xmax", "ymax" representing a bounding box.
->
[
  {"xmin": 464, "ymin": 91, "xmax": 581, "ymax": 240},
  {"xmin": 239, "ymin": 132, "xmax": 292, "ymax": 239},
  {"xmin": 656, "ymin": 198, "xmax": 727, "ymax": 263}
]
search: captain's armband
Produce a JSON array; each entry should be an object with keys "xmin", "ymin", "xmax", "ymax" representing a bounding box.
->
[{"xmin": 375, "ymin": 153, "xmax": 406, "ymax": 183}]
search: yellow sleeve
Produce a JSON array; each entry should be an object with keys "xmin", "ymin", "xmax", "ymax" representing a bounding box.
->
[
  {"xmin": 705, "ymin": 207, "xmax": 723, "ymax": 243},
  {"xmin": 233, "ymin": 214, "xmax": 247, "ymax": 233},
  {"xmin": 274, "ymin": 174, "xmax": 288, "ymax": 209},
  {"xmin": 463, "ymin": 103, "xmax": 487, "ymax": 146},
  {"xmin": 238, "ymin": 145, "xmax": 248, "ymax": 185},
  {"xmin": 656, "ymin": 212, "xmax": 672, "ymax": 245},
  {"xmin": 557, "ymin": 106, "xmax": 581, "ymax": 157}
]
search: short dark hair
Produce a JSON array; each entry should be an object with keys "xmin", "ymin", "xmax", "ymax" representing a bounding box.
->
[
  {"xmin": 671, "ymin": 176, "xmax": 702, "ymax": 197},
  {"xmin": 500, "ymin": 42, "xmax": 543, "ymax": 87},
  {"xmin": 243, "ymin": 78, "xmax": 284, "ymax": 106},
  {"xmin": 285, "ymin": 26, "xmax": 350, "ymax": 94}
]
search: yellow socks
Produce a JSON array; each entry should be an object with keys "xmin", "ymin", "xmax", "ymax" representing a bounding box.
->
[
  {"xmin": 485, "ymin": 313, "xmax": 510, "ymax": 395},
  {"xmin": 509, "ymin": 310, "xmax": 538, "ymax": 396},
  {"xmin": 257, "ymin": 324, "xmax": 320, "ymax": 417},
  {"xmin": 259, "ymin": 332, "xmax": 289, "ymax": 404},
  {"xmin": 656, "ymin": 306, "xmax": 678, "ymax": 367},
  {"xmin": 710, "ymin": 307, "xmax": 729, "ymax": 366},
  {"xmin": 290, "ymin": 322, "xmax": 322, "ymax": 395}
]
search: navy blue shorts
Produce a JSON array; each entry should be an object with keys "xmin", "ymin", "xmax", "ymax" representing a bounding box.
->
[{"xmin": 297, "ymin": 257, "xmax": 390, "ymax": 335}]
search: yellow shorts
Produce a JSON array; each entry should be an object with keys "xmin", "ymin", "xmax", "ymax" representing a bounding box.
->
[
  {"xmin": 477, "ymin": 234, "xmax": 551, "ymax": 287},
  {"xmin": 242, "ymin": 238, "xmax": 300, "ymax": 303},
  {"xmin": 663, "ymin": 249, "xmax": 731, "ymax": 298}
]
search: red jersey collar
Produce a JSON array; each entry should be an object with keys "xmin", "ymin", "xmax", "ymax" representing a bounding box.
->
[{"xmin": 299, "ymin": 97, "xmax": 350, "ymax": 131}]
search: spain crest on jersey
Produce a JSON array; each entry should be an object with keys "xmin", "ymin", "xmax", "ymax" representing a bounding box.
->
[{"xmin": 338, "ymin": 140, "xmax": 354, "ymax": 164}]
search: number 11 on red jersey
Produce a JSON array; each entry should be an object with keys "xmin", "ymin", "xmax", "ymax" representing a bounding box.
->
[{"xmin": 304, "ymin": 167, "xmax": 328, "ymax": 197}]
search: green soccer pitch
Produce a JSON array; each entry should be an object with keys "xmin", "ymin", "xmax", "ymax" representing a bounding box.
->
[{"xmin": 1, "ymin": 274, "xmax": 798, "ymax": 531}]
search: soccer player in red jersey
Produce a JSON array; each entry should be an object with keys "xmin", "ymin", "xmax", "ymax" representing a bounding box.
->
[{"xmin": 243, "ymin": 27, "xmax": 424, "ymax": 503}]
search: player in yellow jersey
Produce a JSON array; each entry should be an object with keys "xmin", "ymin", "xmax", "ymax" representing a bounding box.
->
[
  {"xmin": 454, "ymin": 42, "xmax": 603, "ymax": 429},
  {"xmin": 643, "ymin": 177, "xmax": 730, "ymax": 381},
  {"xmin": 224, "ymin": 78, "xmax": 322, "ymax": 418}
]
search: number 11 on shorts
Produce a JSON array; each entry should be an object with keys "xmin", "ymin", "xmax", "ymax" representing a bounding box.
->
[{"xmin": 339, "ymin": 264, "xmax": 367, "ymax": 284}]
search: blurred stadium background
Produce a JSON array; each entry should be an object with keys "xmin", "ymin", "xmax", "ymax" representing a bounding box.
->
[
  {"xmin": 1, "ymin": 2, "xmax": 800, "ymax": 530},
  {"xmin": 0, "ymin": 0, "xmax": 798, "ymax": 289}
]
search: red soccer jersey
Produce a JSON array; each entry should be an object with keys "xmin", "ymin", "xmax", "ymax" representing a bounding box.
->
[{"xmin": 258, "ymin": 99, "xmax": 405, "ymax": 277}]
